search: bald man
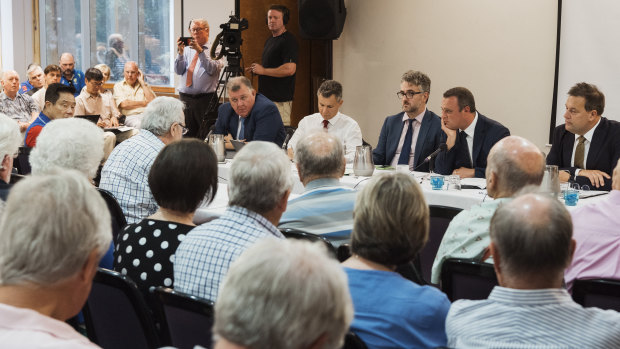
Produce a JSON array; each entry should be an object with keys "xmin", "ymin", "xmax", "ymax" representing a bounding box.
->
[
  {"xmin": 0, "ymin": 70, "xmax": 38, "ymax": 132},
  {"xmin": 113, "ymin": 61, "xmax": 156, "ymax": 128},
  {"xmin": 59, "ymin": 53, "xmax": 85, "ymax": 97},
  {"xmin": 431, "ymin": 135, "xmax": 546, "ymax": 284}
]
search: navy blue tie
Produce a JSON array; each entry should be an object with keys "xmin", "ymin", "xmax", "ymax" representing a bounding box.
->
[
  {"xmin": 238, "ymin": 118, "xmax": 245, "ymax": 140},
  {"xmin": 459, "ymin": 130, "xmax": 472, "ymax": 167},
  {"xmin": 398, "ymin": 119, "xmax": 414, "ymax": 165}
]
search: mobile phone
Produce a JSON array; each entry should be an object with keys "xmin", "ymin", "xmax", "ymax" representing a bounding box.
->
[{"xmin": 180, "ymin": 37, "xmax": 192, "ymax": 46}]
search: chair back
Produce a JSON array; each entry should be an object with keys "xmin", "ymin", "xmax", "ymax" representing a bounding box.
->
[
  {"xmin": 14, "ymin": 146, "xmax": 31, "ymax": 175},
  {"xmin": 572, "ymin": 278, "xmax": 620, "ymax": 311},
  {"xmin": 440, "ymin": 258, "xmax": 498, "ymax": 302},
  {"xmin": 97, "ymin": 188, "xmax": 127, "ymax": 242},
  {"xmin": 83, "ymin": 268, "xmax": 161, "ymax": 349},
  {"xmin": 280, "ymin": 228, "xmax": 337, "ymax": 257},
  {"xmin": 283, "ymin": 126, "xmax": 296, "ymax": 148},
  {"xmin": 342, "ymin": 331, "xmax": 368, "ymax": 349},
  {"xmin": 154, "ymin": 287, "xmax": 215, "ymax": 349}
]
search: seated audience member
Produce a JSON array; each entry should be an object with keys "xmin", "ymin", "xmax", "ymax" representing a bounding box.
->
[
  {"xmin": 174, "ymin": 141, "xmax": 293, "ymax": 301},
  {"xmin": 0, "ymin": 70, "xmax": 38, "ymax": 133},
  {"xmin": 373, "ymin": 70, "xmax": 443, "ymax": 172},
  {"xmin": 564, "ymin": 159, "xmax": 620, "ymax": 292},
  {"xmin": 446, "ymin": 193, "xmax": 620, "ymax": 347},
  {"xmin": 114, "ymin": 139, "xmax": 218, "ymax": 297},
  {"xmin": 113, "ymin": 61, "xmax": 156, "ymax": 127},
  {"xmin": 214, "ymin": 239, "xmax": 353, "ymax": 349},
  {"xmin": 431, "ymin": 136, "xmax": 545, "ymax": 284},
  {"xmin": 547, "ymin": 82, "xmax": 620, "ymax": 190},
  {"xmin": 0, "ymin": 170, "xmax": 111, "ymax": 348},
  {"xmin": 287, "ymin": 80, "xmax": 362, "ymax": 163},
  {"xmin": 94, "ymin": 64, "xmax": 119, "ymax": 107},
  {"xmin": 24, "ymin": 83, "xmax": 76, "ymax": 147},
  {"xmin": 59, "ymin": 53, "xmax": 85, "ymax": 97},
  {"xmin": 0, "ymin": 114, "xmax": 21, "ymax": 201},
  {"xmin": 342, "ymin": 172, "xmax": 450, "ymax": 348},
  {"xmin": 214, "ymin": 76, "xmax": 286, "ymax": 147},
  {"xmin": 100, "ymin": 96, "xmax": 185, "ymax": 224},
  {"xmin": 435, "ymin": 87, "xmax": 510, "ymax": 178},
  {"xmin": 279, "ymin": 132, "xmax": 357, "ymax": 244},
  {"xmin": 19, "ymin": 64, "xmax": 45, "ymax": 96},
  {"xmin": 31, "ymin": 64, "xmax": 62, "ymax": 110}
]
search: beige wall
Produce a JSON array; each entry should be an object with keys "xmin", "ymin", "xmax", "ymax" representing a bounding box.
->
[{"xmin": 333, "ymin": 0, "xmax": 558, "ymax": 151}]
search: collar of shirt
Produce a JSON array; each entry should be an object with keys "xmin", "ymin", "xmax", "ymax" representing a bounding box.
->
[
  {"xmin": 122, "ymin": 79, "xmax": 141, "ymax": 91},
  {"xmin": 323, "ymin": 111, "xmax": 343, "ymax": 127},
  {"xmin": 305, "ymin": 178, "xmax": 341, "ymax": 191},
  {"xmin": 575, "ymin": 117, "xmax": 601, "ymax": 143},
  {"xmin": 462, "ymin": 111, "xmax": 479, "ymax": 137},
  {"xmin": 227, "ymin": 205, "xmax": 283, "ymax": 238},
  {"xmin": 36, "ymin": 111, "xmax": 51, "ymax": 125},
  {"xmin": 488, "ymin": 286, "xmax": 572, "ymax": 306},
  {"xmin": 401, "ymin": 108, "xmax": 426, "ymax": 124},
  {"xmin": 82, "ymin": 90, "xmax": 101, "ymax": 100}
]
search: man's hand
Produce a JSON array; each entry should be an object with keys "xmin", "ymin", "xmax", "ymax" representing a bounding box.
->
[
  {"xmin": 17, "ymin": 121, "xmax": 29, "ymax": 133},
  {"xmin": 559, "ymin": 170, "xmax": 571, "ymax": 183},
  {"xmin": 110, "ymin": 116, "xmax": 120, "ymax": 127},
  {"xmin": 440, "ymin": 118, "xmax": 457, "ymax": 150},
  {"xmin": 577, "ymin": 169, "xmax": 610, "ymax": 188},
  {"xmin": 189, "ymin": 38, "xmax": 203, "ymax": 54},
  {"xmin": 453, "ymin": 167, "xmax": 475, "ymax": 178},
  {"xmin": 248, "ymin": 63, "xmax": 265, "ymax": 75},
  {"xmin": 176, "ymin": 37, "xmax": 185, "ymax": 55},
  {"xmin": 137, "ymin": 69, "xmax": 146, "ymax": 86}
]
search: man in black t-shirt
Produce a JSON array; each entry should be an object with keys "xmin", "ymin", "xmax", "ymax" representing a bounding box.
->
[{"xmin": 248, "ymin": 5, "xmax": 298, "ymax": 126}]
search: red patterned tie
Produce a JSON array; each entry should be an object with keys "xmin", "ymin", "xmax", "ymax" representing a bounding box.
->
[
  {"xmin": 322, "ymin": 119, "xmax": 329, "ymax": 130},
  {"xmin": 185, "ymin": 52, "xmax": 199, "ymax": 87}
]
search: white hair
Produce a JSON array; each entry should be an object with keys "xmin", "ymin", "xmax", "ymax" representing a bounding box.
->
[
  {"xmin": 0, "ymin": 113, "xmax": 21, "ymax": 163},
  {"xmin": 228, "ymin": 141, "xmax": 294, "ymax": 213},
  {"xmin": 0, "ymin": 169, "xmax": 111, "ymax": 285},
  {"xmin": 140, "ymin": 96, "xmax": 185, "ymax": 136},
  {"xmin": 215, "ymin": 239, "xmax": 353, "ymax": 349},
  {"xmin": 27, "ymin": 64, "xmax": 43, "ymax": 78},
  {"xmin": 29, "ymin": 118, "xmax": 105, "ymax": 179}
]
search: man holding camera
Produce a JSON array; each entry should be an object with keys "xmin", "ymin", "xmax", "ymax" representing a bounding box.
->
[{"xmin": 175, "ymin": 18, "xmax": 225, "ymax": 138}]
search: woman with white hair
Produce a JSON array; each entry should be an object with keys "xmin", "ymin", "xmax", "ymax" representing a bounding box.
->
[{"xmin": 0, "ymin": 113, "xmax": 22, "ymax": 201}]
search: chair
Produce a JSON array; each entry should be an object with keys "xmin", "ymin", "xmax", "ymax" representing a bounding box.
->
[
  {"xmin": 154, "ymin": 287, "xmax": 215, "ymax": 349},
  {"xmin": 9, "ymin": 173, "xmax": 26, "ymax": 184},
  {"xmin": 342, "ymin": 331, "xmax": 368, "ymax": 349},
  {"xmin": 572, "ymin": 278, "xmax": 620, "ymax": 311},
  {"xmin": 82, "ymin": 268, "xmax": 162, "ymax": 349},
  {"xmin": 97, "ymin": 188, "xmax": 127, "ymax": 243},
  {"xmin": 14, "ymin": 146, "xmax": 31, "ymax": 175},
  {"xmin": 440, "ymin": 258, "xmax": 498, "ymax": 302},
  {"xmin": 337, "ymin": 243, "xmax": 352, "ymax": 262},
  {"xmin": 283, "ymin": 125, "xmax": 296, "ymax": 148},
  {"xmin": 280, "ymin": 228, "xmax": 337, "ymax": 257}
]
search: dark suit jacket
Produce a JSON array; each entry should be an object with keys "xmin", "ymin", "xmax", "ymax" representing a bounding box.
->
[
  {"xmin": 372, "ymin": 110, "xmax": 443, "ymax": 172},
  {"xmin": 435, "ymin": 113, "xmax": 510, "ymax": 178},
  {"xmin": 546, "ymin": 117, "xmax": 620, "ymax": 191},
  {"xmin": 214, "ymin": 93, "xmax": 286, "ymax": 146}
]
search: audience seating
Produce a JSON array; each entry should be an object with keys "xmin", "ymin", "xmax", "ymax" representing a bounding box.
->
[
  {"xmin": 97, "ymin": 188, "xmax": 127, "ymax": 242},
  {"xmin": 14, "ymin": 146, "xmax": 31, "ymax": 175},
  {"xmin": 83, "ymin": 268, "xmax": 162, "ymax": 349},
  {"xmin": 440, "ymin": 258, "xmax": 498, "ymax": 302},
  {"xmin": 572, "ymin": 278, "xmax": 620, "ymax": 311},
  {"xmin": 280, "ymin": 228, "xmax": 337, "ymax": 257},
  {"xmin": 154, "ymin": 287, "xmax": 215, "ymax": 349},
  {"xmin": 343, "ymin": 331, "xmax": 368, "ymax": 349}
]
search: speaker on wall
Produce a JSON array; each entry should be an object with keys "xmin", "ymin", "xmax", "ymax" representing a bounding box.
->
[{"xmin": 298, "ymin": 0, "xmax": 346, "ymax": 40}]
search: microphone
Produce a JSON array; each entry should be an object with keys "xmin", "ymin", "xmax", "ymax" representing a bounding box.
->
[{"xmin": 413, "ymin": 143, "xmax": 447, "ymax": 171}]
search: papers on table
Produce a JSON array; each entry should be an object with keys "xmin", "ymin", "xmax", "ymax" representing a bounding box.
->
[{"xmin": 460, "ymin": 177, "xmax": 487, "ymax": 189}]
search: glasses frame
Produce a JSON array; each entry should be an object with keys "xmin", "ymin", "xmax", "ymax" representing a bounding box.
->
[{"xmin": 396, "ymin": 90, "xmax": 425, "ymax": 100}]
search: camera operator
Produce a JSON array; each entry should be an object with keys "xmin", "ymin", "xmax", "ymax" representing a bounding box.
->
[{"xmin": 175, "ymin": 18, "xmax": 224, "ymax": 138}]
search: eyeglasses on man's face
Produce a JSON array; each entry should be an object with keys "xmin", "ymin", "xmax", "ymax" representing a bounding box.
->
[{"xmin": 396, "ymin": 90, "xmax": 424, "ymax": 100}]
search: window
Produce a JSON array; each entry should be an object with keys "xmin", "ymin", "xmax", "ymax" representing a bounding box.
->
[{"xmin": 39, "ymin": 0, "xmax": 174, "ymax": 86}]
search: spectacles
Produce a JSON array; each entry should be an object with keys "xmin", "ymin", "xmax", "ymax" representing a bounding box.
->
[
  {"xmin": 89, "ymin": 81, "xmax": 103, "ymax": 86},
  {"xmin": 396, "ymin": 90, "xmax": 424, "ymax": 100},
  {"xmin": 176, "ymin": 123, "xmax": 189, "ymax": 135},
  {"xmin": 189, "ymin": 27, "xmax": 208, "ymax": 33}
]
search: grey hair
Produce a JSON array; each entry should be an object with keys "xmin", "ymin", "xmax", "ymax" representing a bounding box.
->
[
  {"xmin": 27, "ymin": 64, "xmax": 43, "ymax": 78},
  {"xmin": 215, "ymin": 238, "xmax": 353, "ymax": 349},
  {"xmin": 140, "ymin": 96, "xmax": 185, "ymax": 136},
  {"xmin": 30, "ymin": 118, "xmax": 104, "ymax": 180},
  {"xmin": 226, "ymin": 76, "xmax": 253, "ymax": 93},
  {"xmin": 189, "ymin": 18, "xmax": 209, "ymax": 29},
  {"xmin": 317, "ymin": 80, "xmax": 343, "ymax": 100},
  {"xmin": 295, "ymin": 132, "xmax": 344, "ymax": 180},
  {"xmin": 0, "ymin": 113, "xmax": 21, "ymax": 163},
  {"xmin": 0, "ymin": 70, "xmax": 18, "ymax": 81},
  {"xmin": 229, "ymin": 141, "xmax": 294, "ymax": 214},
  {"xmin": 486, "ymin": 136, "xmax": 545, "ymax": 196},
  {"xmin": 0, "ymin": 169, "xmax": 111, "ymax": 285},
  {"xmin": 401, "ymin": 70, "xmax": 431, "ymax": 93},
  {"xmin": 490, "ymin": 193, "xmax": 573, "ymax": 278}
]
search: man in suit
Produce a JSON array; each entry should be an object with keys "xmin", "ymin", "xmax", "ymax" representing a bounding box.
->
[
  {"xmin": 547, "ymin": 82, "xmax": 620, "ymax": 190},
  {"xmin": 435, "ymin": 87, "xmax": 510, "ymax": 178},
  {"xmin": 214, "ymin": 76, "xmax": 286, "ymax": 148},
  {"xmin": 373, "ymin": 70, "xmax": 443, "ymax": 172}
]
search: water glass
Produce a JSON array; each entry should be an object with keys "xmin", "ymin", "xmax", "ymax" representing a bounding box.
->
[
  {"xmin": 447, "ymin": 175, "xmax": 461, "ymax": 190},
  {"xmin": 396, "ymin": 164, "xmax": 410, "ymax": 173},
  {"xmin": 564, "ymin": 183, "xmax": 579, "ymax": 206},
  {"xmin": 430, "ymin": 175, "xmax": 445, "ymax": 190}
]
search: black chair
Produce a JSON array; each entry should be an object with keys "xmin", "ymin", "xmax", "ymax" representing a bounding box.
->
[
  {"xmin": 283, "ymin": 126, "xmax": 296, "ymax": 148},
  {"xmin": 280, "ymin": 228, "xmax": 337, "ymax": 257},
  {"xmin": 97, "ymin": 188, "xmax": 127, "ymax": 243},
  {"xmin": 154, "ymin": 287, "xmax": 215, "ymax": 349},
  {"xmin": 440, "ymin": 258, "xmax": 498, "ymax": 302},
  {"xmin": 83, "ymin": 268, "xmax": 162, "ymax": 349},
  {"xmin": 14, "ymin": 146, "xmax": 31, "ymax": 175},
  {"xmin": 342, "ymin": 331, "xmax": 368, "ymax": 349},
  {"xmin": 337, "ymin": 243, "xmax": 352, "ymax": 262},
  {"xmin": 572, "ymin": 278, "xmax": 620, "ymax": 311},
  {"xmin": 9, "ymin": 173, "xmax": 26, "ymax": 184}
]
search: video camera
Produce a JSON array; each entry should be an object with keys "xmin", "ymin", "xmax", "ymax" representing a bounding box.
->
[{"xmin": 210, "ymin": 15, "xmax": 249, "ymax": 73}]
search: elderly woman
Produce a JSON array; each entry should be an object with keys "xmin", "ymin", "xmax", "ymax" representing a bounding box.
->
[
  {"xmin": 342, "ymin": 172, "xmax": 451, "ymax": 348},
  {"xmin": 114, "ymin": 139, "xmax": 218, "ymax": 296}
]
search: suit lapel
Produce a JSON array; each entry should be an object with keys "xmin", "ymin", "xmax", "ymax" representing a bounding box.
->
[
  {"xmin": 388, "ymin": 114, "xmax": 405, "ymax": 160},
  {"xmin": 562, "ymin": 127, "xmax": 575, "ymax": 167},
  {"xmin": 414, "ymin": 110, "xmax": 431, "ymax": 166},
  {"xmin": 472, "ymin": 114, "xmax": 486, "ymax": 166},
  {"xmin": 586, "ymin": 117, "xmax": 606, "ymax": 168}
]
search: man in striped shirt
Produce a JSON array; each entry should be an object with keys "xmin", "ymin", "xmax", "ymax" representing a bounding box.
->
[{"xmin": 446, "ymin": 193, "xmax": 620, "ymax": 348}]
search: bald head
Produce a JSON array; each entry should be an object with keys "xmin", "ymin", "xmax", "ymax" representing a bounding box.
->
[
  {"xmin": 485, "ymin": 136, "xmax": 545, "ymax": 198},
  {"xmin": 295, "ymin": 132, "xmax": 345, "ymax": 184},
  {"xmin": 1, "ymin": 70, "xmax": 20, "ymax": 97},
  {"xmin": 123, "ymin": 61, "xmax": 140, "ymax": 86},
  {"xmin": 59, "ymin": 53, "xmax": 75, "ymax": 75}
]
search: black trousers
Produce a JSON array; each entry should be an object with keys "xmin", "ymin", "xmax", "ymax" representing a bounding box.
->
[{"xmin": 179, "ymin": 92, "xmax": 218, "ymax": 139}]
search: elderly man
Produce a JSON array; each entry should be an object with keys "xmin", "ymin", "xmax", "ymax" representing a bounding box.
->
[
  {"xmin": 0, "ymin": 70, "xmax": 38, "ymax": 132},
  {"xmin": 32, "ymin": 65, "xmax": 62, "ymax": 110},
  {"xmin": 59, "ymin": 53, "xmax": 85, "ymax": 97},
  {"xmin": 287, "ymin": 80, "xmax": 362, "ymax": 163},
  {"xmin": 431, "ymin": 136, "xmax": 545, "ymax": 284},
  {"xmin": 100, "ymin": 96, "xmax": 185, "ymax": 223},
  {"xmin": 0, "ymin": 170, "xmax": 111, "ymax": 348},
  {"xmin": 113, "ymin": 61, "xmax": 156, "ymax": 128},
  {"xmin": 19, "ymin": 64, "xmax": 45, "ymax": 96},
  {"xmin": 279, "ymin": 132, "xmax": 357, "ymax": 244},
  {"xmin": 214, "ymin": 76, "xmax": 286, "ymax": 147},
  {"xmin": 214, "ymin": 239, "xmax": 353, "ymax": 349},
  {"xmin": 446, "ymin": 193, "xmax": 620, "ymax": 347},
  {"xmin": 24, "ymin": 83, "xmax": 76, "ymax": 147},
  {"xmin": 547, "ymin": 82, "xmax": 620, "ymax": 190},
  {"xmin": 0, "ymin": 114, "xmax": 21, "ymax": 201},
  {"xmin": 435, "ymin": 87, "xmax": 510, "ymax": 178},
  {"xmin": 174, "ymin": 141, "xmax": 294, "ymax": 301},
  {"xmin": 373, "ymin": 70, "xmax": 443, "ymax": 172}
]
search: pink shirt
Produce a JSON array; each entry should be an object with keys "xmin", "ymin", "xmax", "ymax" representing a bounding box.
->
[
  {"xmin": 564, "ymin": 190, "xmax": 620, "ymax": 292},
  {"xmin": 390, "ymin": 110, "xmax": 425, "ymax": 170}
]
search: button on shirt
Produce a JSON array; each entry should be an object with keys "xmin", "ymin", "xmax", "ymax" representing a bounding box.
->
[
  {"xmin": 571, "ymin": 117, "xmax": 601, "ymax": 176},
  {"xmin": 174, "ymin": 45, "xmax": 224, "ymax": 95},
  {"xmin": 0, "ymin": 92, "xmax": 38, "ymax": 123},
  {"xmin": 460, "ymin": 112, "xmax": 479, "ymax": 167},
  {"xmin": 390, "ymin": 110, "xmax": 425, "ymax": 169},
  {"xmin": 75, "ymin": 89, "xmax": 120, "ymax": 121}
]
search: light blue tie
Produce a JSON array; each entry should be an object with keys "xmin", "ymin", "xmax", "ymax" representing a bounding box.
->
[{"xmin": 238, "ymin": 118, "xmax": 245, "ymax": 140}]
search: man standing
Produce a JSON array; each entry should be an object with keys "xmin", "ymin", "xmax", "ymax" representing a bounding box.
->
[
  {"xmin": 175, "ymin": 18, "xmax": 224, "ymax": 138},
  {"xmin": 0, "ymin": 70, "xmax": 38, "ymax": 133},
  {"xmin": 58, "ymin": 53, "xmax": 85, "ymax": 97},
  {"xmin": 214, "ymin": 76, "xmax": 285, "ymax": 146},
  {"xmin": 249, "ymin": 5, "xmax": 298, "ymax": 126},
  {"xmin": 547, "ymin": 82, "xmax": 620, "ymax": 190},
  {"xmin": 373, "ymin": 70, "xmax": 443, "ymax": 172},
  {"xmin": 287, "ymin": 80, "xmax": 362, "ymax": 163},
  {"xmin": 24, "ymin": 83, "xmax": 76, "ymax": 147},
  {"xmin": 32, "ymin": 65, "xmax": 62, "ymax": 110},
  {"xmin": 113, "ymin": 61, "xmax": 156, "ymax": 128},
  {"xmin": 19, "ymin": 64, "xmax": 45, "ymax": 96},
  {"xmin": 435, "ymin": 87, "xmax": 510, "ymax": 178}
]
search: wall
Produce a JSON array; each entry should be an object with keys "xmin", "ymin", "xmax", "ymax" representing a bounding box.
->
[
  {"xmin": 332, "ymin": 0, "xmax": 558, "ymax": 150},
  {"xmin": 0, "ymin": 0, "xmax": 35, "ymax": 76}
]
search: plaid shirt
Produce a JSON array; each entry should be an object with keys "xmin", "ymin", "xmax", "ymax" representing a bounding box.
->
[
  {"xmin": 99, "ymin": 130, "xmax": 163, "ymax": 223},
  {"xmin": 0, "ymin": 92, "xmax": 38, "ymax": 123},
  {"xmin": 173, "ymin": 205, "xmax": 284, "ymax": 301}
]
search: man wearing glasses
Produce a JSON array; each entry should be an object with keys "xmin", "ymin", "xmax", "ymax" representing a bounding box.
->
[
  {"xmin": 373, "ymin": 70, "xmax": 443, "ymax": 172},
  {"xmin": 175, "ymin": 18, "xmax": 224, "ymax": 138}
]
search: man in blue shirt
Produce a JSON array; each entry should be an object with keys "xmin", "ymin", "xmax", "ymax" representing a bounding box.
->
[
  {"xmin": 59, "ymin": 53, "xmax": 85, "ymax": 97},
  {"xmin": 19, "ymin": 64, "xmax": 45, "ymax": 96}
]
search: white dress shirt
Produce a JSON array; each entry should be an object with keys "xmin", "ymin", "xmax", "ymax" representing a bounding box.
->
[{"xmin": 390, "ymin": 109, "xmax": 425, "ymax": 169}]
